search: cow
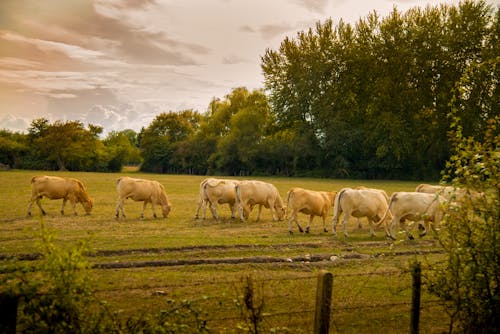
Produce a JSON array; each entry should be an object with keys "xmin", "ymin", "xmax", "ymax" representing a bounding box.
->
[
  {"xmin": 194, "ymin": 178, "xmax": 240, "ymax": 220},
  {"xmin": 416, "ymin": 183, "xmax": 484, "ymax": 203},
  {"xmin": 379, "ymin": 191, "xmax": 447, "ymax": 240},
  {"xmin": 332, "ymin": 188, "xmax": 392, "ymax": 238},
  {"xmin": 115, "ymin": 177, "xmax": 172, "ymax": 219},
  {"xmin": 286, "ymin": 187, "xmax": 336, "ymax": 234},
  {"xmin": 27, "ymin": 175, "xmax": 93, "ymax": 216},
  {"xmin": 235, "ymin": 180, "xmax": 286, "ymax": 222},
  {"xmin": 353, "ymin": 186, "xmax": 390, "ymax": 229}
]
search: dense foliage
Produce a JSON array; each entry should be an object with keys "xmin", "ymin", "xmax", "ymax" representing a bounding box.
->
[
  {"xmin": 426, "ymin": 58, "xmax": 499, "ymax": 333},
  {"xmin": 261, "ymin": 0, "xmax": 498, "ymax": 179},
  {"xmin": 0, "ymin": 1, "xmax": 497, "ymax": 179}
]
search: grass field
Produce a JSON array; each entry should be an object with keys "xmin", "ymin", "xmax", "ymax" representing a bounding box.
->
[{"xmin": 0, "ymin": 170, "xmax": 449, "ymax": 333}]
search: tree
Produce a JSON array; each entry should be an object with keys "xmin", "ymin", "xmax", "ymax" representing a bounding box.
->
[
  {"xmin": 427, "ymin": 58, "xmax": 499, "ymax": 333},
  {"xmin": 30, "ymin": 120, "xmax": 105, "ymax": 171},
  {"xmin": 103, "ymin": 130, "xmax": 142, "ymax": 172},
  {"xmin": 261, "ymin": 0, "xmax": 496, "ymax": 179},
  {"xmin": 0, "ymin": 130, "xmax": 27, "ymax": 168},
  {"xmin": 140, "ymin": 110, "xmax": 200, "ymax": 173},
  {"xmin": 208, "ymin": 88, "xmax": 272, "ymax": 175}
]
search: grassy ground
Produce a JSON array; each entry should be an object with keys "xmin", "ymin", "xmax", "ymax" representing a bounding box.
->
[{"xmin": 0, "ymin": 170, "xmax": 448, "ymax": 332}]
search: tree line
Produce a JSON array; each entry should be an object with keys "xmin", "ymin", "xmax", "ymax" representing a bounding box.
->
[{"xmin": 0, "ymin": 0, "xmax": 497, "ymax": 179}]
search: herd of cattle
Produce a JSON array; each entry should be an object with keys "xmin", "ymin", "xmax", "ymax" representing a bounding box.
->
[{"xmin": 27, "ymin": 175, "xmax": 481, "ymax": 240}]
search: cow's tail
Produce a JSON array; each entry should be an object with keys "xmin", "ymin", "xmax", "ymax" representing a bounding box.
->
[
  {"xmin": 332, "ymin": 188, "xmax": 348, "ymax": 222},
  {"xmin": 285, "ymin": 189, "xmax": 295, "ymax": 220},
  {"xmin": 234, "ymin": 183, "xmax": 243, "ymax": 219},
  {"xmin": 234, "ymin": 183, "xmax": 241, "ymax": 207},
  {"xmin": 376, "ymin": 193, "xmax": 396, "ymax": 226}
]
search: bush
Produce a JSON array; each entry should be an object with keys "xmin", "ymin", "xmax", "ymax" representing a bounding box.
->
[
  {"xmin": 426, "ymin": 83, "xmax": 499, "ymax": 332},
  {"xmin": 0, "ymin": 220, "xmax": 210, "ymax": 333}
]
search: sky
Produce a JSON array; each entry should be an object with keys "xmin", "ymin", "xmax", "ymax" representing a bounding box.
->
[{"xmin": 0, "ymin": 0, "xmax": 497, "ymax": 136}]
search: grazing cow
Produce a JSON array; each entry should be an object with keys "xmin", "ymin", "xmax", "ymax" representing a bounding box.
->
[
  {"xmin": 379, "ymin": 191, "xmax": 447, "ymax": 240},
  {"xmin": 194, "ymin": 178, "xmax": 240, "ymax": 220},
  {"xmin": 27, "ymin": 175, "xmax": 93, "ymax": 216},
  {"xmin": 235, "ymin": 180, "xmax": 286, "ymax": 222},
  {"xmin": 332, "ymin": 188, "xmax": 391, "ymax": 238},
  {"xmin": 286, "ymin": 187, "xmax": 336, "ymax": 234},
  {"xmin": 115, "ymin": 177, "xmax": 172, "ymax": 219},
  {"xmin": 353, "ymin": 186, "xmax": 390, "ymax": 228},
  {"xmin": 416, "ymin": 183, "xmax": 484, "ymax": 203}
]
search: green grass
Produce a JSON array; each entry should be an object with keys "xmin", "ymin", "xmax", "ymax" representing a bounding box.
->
[{"xmin": 0, "ymin": 170, "xmax": 449, "ymax": 332}]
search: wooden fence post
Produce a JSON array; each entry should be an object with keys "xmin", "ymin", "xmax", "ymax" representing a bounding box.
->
[
  {"xmin": 0, "ymin": 293, "xmax": 18, "ymax": 334},
  {"xmin": 410, "ymin": 261, "xmax": 422, "ymax": 334},
  {"xmin": 314, "ymin": 270, "xmax": 333, "ymax": 334}
]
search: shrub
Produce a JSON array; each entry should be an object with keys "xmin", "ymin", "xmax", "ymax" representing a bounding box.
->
[{"xmin": 426, "ymin": 60, "xmax": 499, "ymax": 333}]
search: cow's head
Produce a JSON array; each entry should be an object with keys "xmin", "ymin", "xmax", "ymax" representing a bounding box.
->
[
  {"xmin": 161, "ymin": 204, "xmax": 172, "ymax": 218},
  {"xmin": 276, "ymin": 206, "xmax": 286, "ymax": 221},
  {"xmin": 83, "ymin": 199, "xmax": 93, "ymax": 215}
]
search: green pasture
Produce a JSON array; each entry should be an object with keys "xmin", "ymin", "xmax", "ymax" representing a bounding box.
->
[{"xmin": 0, "ymin": 170, "xmax": 449, "ymax": 332}]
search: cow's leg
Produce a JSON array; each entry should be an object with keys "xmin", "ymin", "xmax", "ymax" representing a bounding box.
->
[
  {"xmin": 201, "ymin": 200, "xmax": 207, "ymax": 219},
  {"xmin": 357, "ymin": 218, "xmax": 362, "ymax": 229},
  {"xmin": 367, "ymin": 218, "xmax": 376, "ymax": 237},
  {"xmin": 266, "ymin": 200, "xmax": 278, "ymax": 221},
  {"xmin": 148, "ymin": 201, "xmax": 158, "ymax": 219},
  {"xmin": 115, "ymin": 198, "xmax": 124, "ymax": 219},
  {"xmin": 403, "ymin": 220, "xmax": 414, "ymax": 240},
  {"xmin": 342, "ymin": 213, "xmax": 350, "ymax": 238},
  {"xmin": 229, "ymin": 203, "xmax": 237, "ymax": 219},
  {"xmin": 332, "ymin": 210, "xmax": 340, "ymax": 236},
  {"xmin": 256, "ymin": 205, "xmax": 263, "ymax": 221},
  {"xmin": 238, "ymin": 203, "xmax": 247, "ymax": 222},
  {"xmin": 389, "ymin": 217, "xmax": 398, "ymax": 240},
  {"xmin": 321, "ymin": 214, "xmax": 328, "ymax": 233},
  {"xmin": 288, "ymin": 210, "xmax": 302, "ymax": 234},
  {"xmin": 66, "ymin": 195, "xmax": 78, "ymax": 216},
  {"xmin": 209, "ymin": 202, "xmax": 219, "ymax": 220},
  {"xmin": 419, "ymin": 220, "xmax": 430, "ymax": 237},
  {"xmin": 194, "ymin": 200, "xmax": 202, "ymax": 219},
  {"xmin": 305, "ymin": 215, "xmax": 314, "ymax": 233},
  {"xmin": 27, "ymin": 195, "xmax": 36, "ymax": 216},
  {"xmin": 35, "ymin": 196, "xmax": 46, "ymax": 216}
]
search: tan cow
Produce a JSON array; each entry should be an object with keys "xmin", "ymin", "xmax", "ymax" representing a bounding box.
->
[
  {"xmin": 115, "ymin": 177, "xmax": 172, "ymax": 219},
  {"xmin": 235, "ymin": 180, "xmax": 286, "ymax": 222},
  {"xmin": 416, "ymin": 183, "xmax": 484, "ymax": 203},
  {"xmin": 353, "ymin": 186, "xmax": 390, "ymax": 228},
  {"xmin": 194, "ymin": 178, "xmax": 240, "ymax": 220},
  {"xmin": 332, "ymin": 188, "xmax": 391, "ymax": 238},
  {"xmin": 379, "ymin": 191, "xmax": 447, "ymax": 240},
  {"xmin": 286, "ymin": 187, "xmax": 336, "ymax": 234},
  {"xmin": 27, "ymin": 175, "xmax": 93, "ymax": 216}
]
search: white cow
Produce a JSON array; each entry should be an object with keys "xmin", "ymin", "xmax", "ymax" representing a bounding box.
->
[
  {"xmin": 416, "ymin": 183, "xmax": 484, "ymax": 203},
  {"xmin": 235, "ymin": 180, "xmax": 286, "ymax": 222},
  {"xmin": 28, "ymin": 175, "xmax": 93, "ymax": 216},
  {"xmin": 332, "ymin": 188, "xmax": 392, "ymax": 238},
  {"xmin": 194, "ymin": 178, "xmax": 239, "ymax": 220},
  {"xmin": 353, "ymin": 186, "xmax": 390, "ymax": 228},
  {"xmin": 115, "ymin": 177, "xmax": 172, "ymax": 219},
  {"xmin": 286, "ymin": 187, "xmax": 336, "ymax": 234},
  {"xmin": 379, "ymin": 191, "xmax": 447, "ymax": 240}
]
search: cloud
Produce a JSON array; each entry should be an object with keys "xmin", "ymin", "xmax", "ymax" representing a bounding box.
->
[
  {"xmin": 222, "ymin": 54, "xmax": 247, "ymax": 65},
  {"xmin": 257, "ymin": 20, "xmax": 318, "ymax": 40},
  {"xmin": 292, "ymin": 0, "xmax": 333, "ymax": 14},
  {"xmin": 0, "ymin": 115, "xmax": 30, "ymax": 133}
]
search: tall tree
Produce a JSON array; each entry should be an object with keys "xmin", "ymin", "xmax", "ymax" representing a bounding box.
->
[
  {"xmin": 30, "ymin": 120, "xmax": 104, "ymax": 171},
  {"xmin": 140, "ymin": 110, "xmax": 200, "ymax": 173},
  {"xmin": 261, "ymin": 0, "xmax": 497, "ymax": 179}
]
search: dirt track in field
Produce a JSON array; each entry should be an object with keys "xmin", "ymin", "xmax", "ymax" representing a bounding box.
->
[{"xmin": 0, "ymin": 240, "xmax": 442, "ymax": 269}]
